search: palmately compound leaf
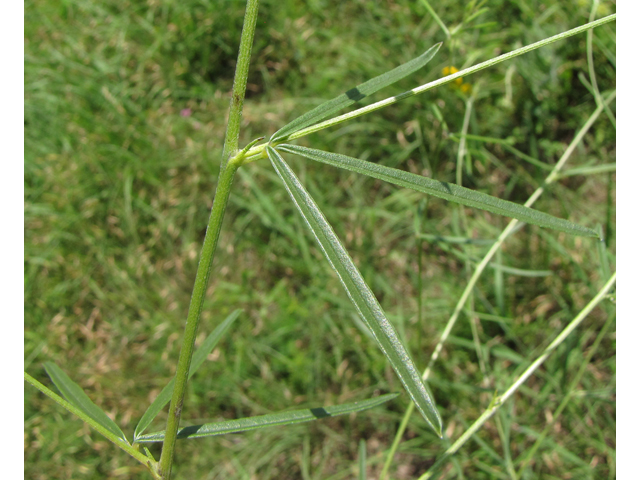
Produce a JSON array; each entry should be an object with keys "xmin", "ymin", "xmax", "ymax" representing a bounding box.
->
[
  {"xmin": 135, "ymin": 393, "xmax": 399, "ymax": 442},
  {"xmin": 44, "ymin": 362, "xmax": 128, "ymax": 443},
  {"xmin": 277, "ymin": 144, "xmax": 599, "ymax": 238},
  {"xmin": 134, "ymin": 310, "xmax": 241, "ymax": 440},
  {"xmin": 267, "ymin": 146, "xmax": 443, "ymax": 437},
  {"xmin": 270, "ymin": 43, "xmax": 442, "ymax": 142}
]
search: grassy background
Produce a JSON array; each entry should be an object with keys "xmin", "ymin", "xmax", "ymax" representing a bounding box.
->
[{"xmin": 24, "ymin": 0, "xmax": 616, "ymax": 479}]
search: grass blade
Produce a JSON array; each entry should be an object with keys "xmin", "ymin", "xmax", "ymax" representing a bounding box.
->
[
  {"xmin": 359, "ymin": 439, "xmax": 367, "ymax": 480},
  {"xmin": 43, "ymin": 362, "xmax": 128, "ymax": 443},
  {"xmin": 136, "ymin": 393, "xmax": 399, "ymax": 442},
  {"xmin": 277, "ymin": 145, "xmax": 598, "ymax": 238},
  {"xmin": 134, "ymin": 310, "xmax": 241, "ymax": 440},
  {"xmin": 266, "ymin": 146, "xmax": 443, "ymax": 436},
  {"xmin": 270, "ymin": 43, "xmax": 441, "ymax": 142}
]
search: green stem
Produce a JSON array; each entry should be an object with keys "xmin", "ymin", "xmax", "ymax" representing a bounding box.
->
[
  {"xmin": 587, "ymin": 1, "xmax": 603, "ymax": 109},
  {"xmin": 221, "ymin": 0, "xmax": 261, "ymax": 169},
  {"xmin": 158, "ymin": 1, "xmax": 260, "ymax": 477},
  {"xmin": 456, "ymin": 95, "xmax": 474, "ymax": 186},
  {"xmin": 25, "ymin": 372, "xmax": 159, "ymax": 478},
  {"xmin": 158, "ymin": 161, "xmax": 240, "ymax": 479}
]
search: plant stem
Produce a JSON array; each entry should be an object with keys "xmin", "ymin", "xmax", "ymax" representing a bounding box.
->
[
  {"xmin": 158, "ymin": 1, "xmax": 260, "ymax": 478},
  {"xmin": 456, "ymin": 94, "xmax": 474, "ymax": 186},
  {"xmin": 158, "ymin": 161, "xmax": 240, "ymax": 479},
  {"xmin": 221, "ymin": 0, "xmax": 261, "ymax": 168}
]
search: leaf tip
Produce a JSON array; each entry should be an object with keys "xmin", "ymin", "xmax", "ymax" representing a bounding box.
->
[
  {"xmin": 430, "ymin": 42, "xmax": 443, "ymax": 54},
  {"xmin": 432, "ymin": 416, "xmax": 444, "ymax": 439},
  {"xmin": 585, "ymin": 226, "xmax": 601, "ymax": 239}
]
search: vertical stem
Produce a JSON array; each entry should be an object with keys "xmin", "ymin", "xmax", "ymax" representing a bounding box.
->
[
  {"xmin": 456, "ymin": 95, "xmax": 474, "ymax": 187},
  {"xmin": 586, "ymin": 1, "xmax": 616, "ymax": 128},
  {"xmin": 221, "ymin": 0, "xmax": 261, "ymax": 169},
  {"xmin": 415, "ymin": 199, "xmax": 427, "ymax": 352},
  {"xmin": 417, "ymin": 235, "xmax": 423, "ymax": 347},
  {"xmin": 158, "ymin": 162, "xmax": 239, "ymax": 479},
  {"xmin": 158, "ymin": 1, "xmax": 260, "ymax": 478}
]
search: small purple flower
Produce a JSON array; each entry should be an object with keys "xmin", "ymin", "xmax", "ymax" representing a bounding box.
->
[{"xmin": 180, "ymin": 108, "xmax": 192, "ymax": 117}]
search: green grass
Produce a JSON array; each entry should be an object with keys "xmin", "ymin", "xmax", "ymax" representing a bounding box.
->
[{"xmin": 25, "ymin": 0, "xmax": 615, "ymax": 479}]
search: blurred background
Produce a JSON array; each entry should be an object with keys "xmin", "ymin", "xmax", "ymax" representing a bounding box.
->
[{"xmin": 24, "ymin": 0, "xmax": 615, "ymax": 478}]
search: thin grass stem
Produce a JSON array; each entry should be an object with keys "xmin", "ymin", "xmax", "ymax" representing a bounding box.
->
[
  {"xmin": 416, "ymin": 272, "xmax": 616, "ymax": 479},
  {"xmin": 456, "ymin": 95, "xmax": 475, "ymax": 186},
  {"xmin": 559, "ymin": 163, "xmax": 616, "ymax": 178},
  {"xmin": 587, "ymin": 1, "xmax": 603, "ymax": 108},
  {"xmin": 514, "ymin": 309, "xmax": 616, "ymax": 478},
  {"xmin": 419, "ymin": 0, "xmax": 451, "ymax": 39},
  {"xmin": 586, "ymin": 2, "xmax": 616, "ymax": 129}
]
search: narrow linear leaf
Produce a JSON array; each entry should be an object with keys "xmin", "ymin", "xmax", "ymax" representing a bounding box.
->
[
  {"xmin": 559, "ymin": 163, "xmax": 616, "ymax": 178},
  {"xmin": 136, "ymin": 393, "xmax": 399, "ymax": 442},
  {"xmin": 359, "ymin": 439, "xmax": 367, "ymax": 480},
  {"xmin": 134, "ymin": 309, "xmax": 241, "ymax": 440},
  {"xmin": 270, "ymin": 43, "xmax": 442, "ymax": 142},
  {"xmin": 277, "ymin": 145, "xmax": 598, "ymax": 238},
  {"xmin": 489, "ymin": 264, "xmax": 552, "ymax": 277},
  {"xmin": 266, "ymin": 146, "xmax": 443, "ymax": 436},
  {"xmin": 44, "ymin": 362, "xmax": 128, "ymax": 443}
]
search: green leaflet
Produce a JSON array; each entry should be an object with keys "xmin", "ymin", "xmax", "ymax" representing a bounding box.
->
[
  {"xmin": 278, "ymin": 16, "xmax": 616, "ymax": 143},
  {"xmin": 134, "ymin": 310, "xmax": 241, "ymax": 440},
  {"xmin": 270, "ymin": 43, "xmax": 441, "ymax": 142},
  {"xmin": 277, "ymin": 144, "xmax": 598, "ymax": 238},
  {"xmin": 44, "ymin": 362, "xmax": 128, "ymax": 443},
  {"xmin": 267, "ymin": 146, "xmax": 443, "ymax": 437},
  {"xmin": 135, "ymin": 393, "xmax": 399, "ymax": 442}
]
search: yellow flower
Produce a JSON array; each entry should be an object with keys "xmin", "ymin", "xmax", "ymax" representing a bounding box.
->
[
  {"xmin": 442, "ymin": 66, "xmax": 471, "ymax": 93},
  {"xmin": 442, "ymin": 66, "xmax": 464, "ymax": 85}
]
